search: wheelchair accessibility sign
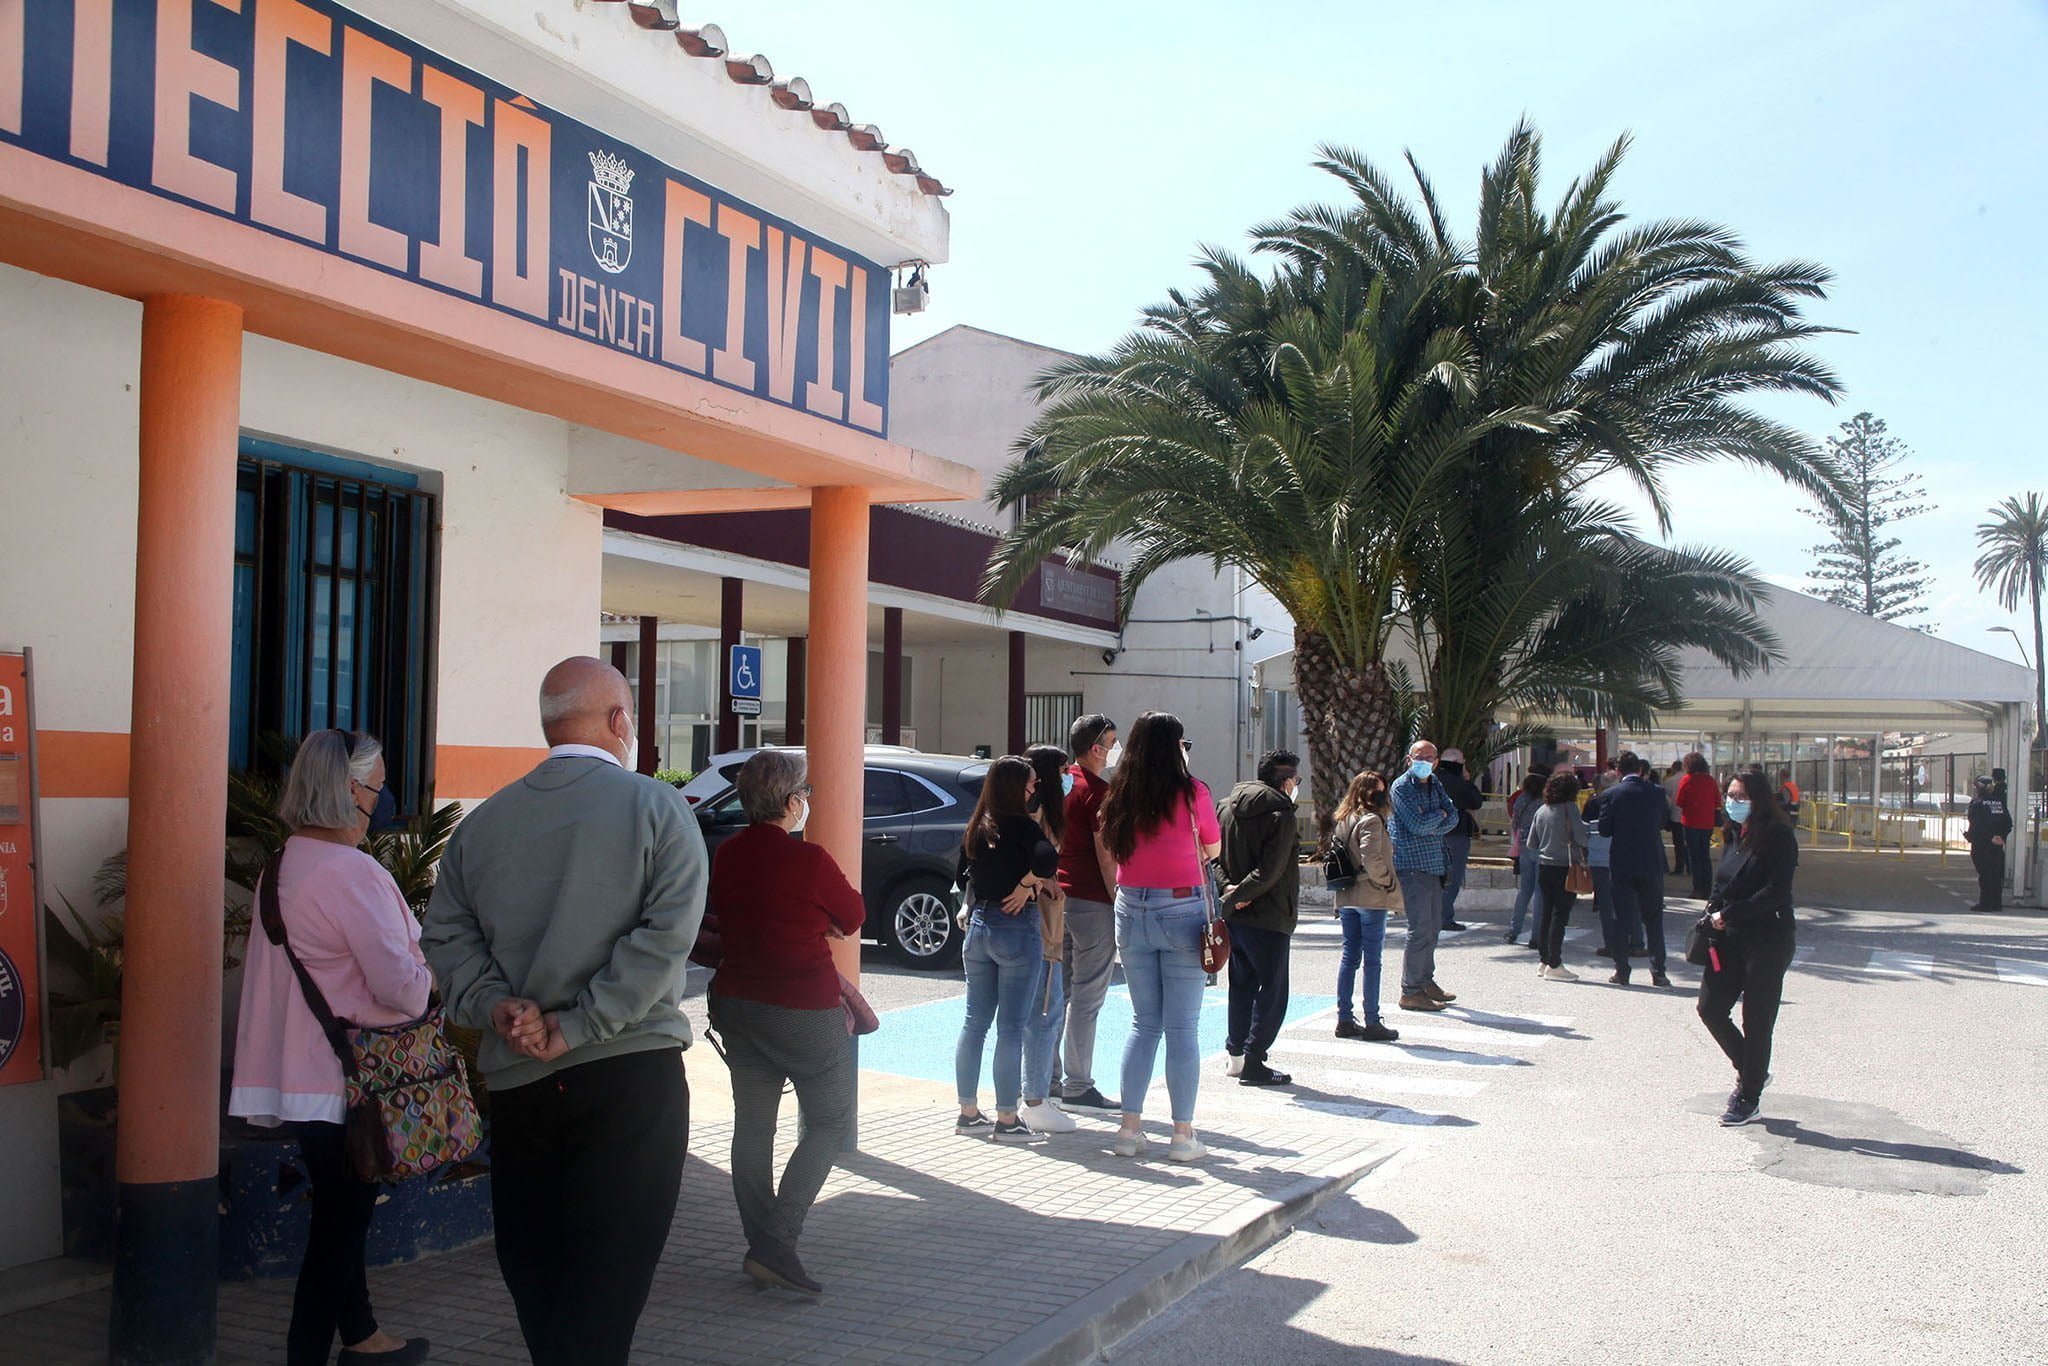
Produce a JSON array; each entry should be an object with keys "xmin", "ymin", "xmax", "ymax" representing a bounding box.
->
[{"xmin": 729, "ymin": 645, "xmax": 763, "ymax": 716}]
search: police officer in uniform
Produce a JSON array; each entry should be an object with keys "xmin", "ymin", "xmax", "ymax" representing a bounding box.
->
[{"xmin": 1964, "ymin": 773, "xmax": 2013, "ymax": 912}]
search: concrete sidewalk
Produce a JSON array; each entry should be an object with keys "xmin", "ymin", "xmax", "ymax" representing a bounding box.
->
[{"xmin": 0, "ymin": 1068, "xmax": 1391, "ymax": 1365}]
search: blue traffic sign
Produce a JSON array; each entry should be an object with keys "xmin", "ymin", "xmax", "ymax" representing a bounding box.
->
[{"xmin": 729, "ymin": 645, "xmax": 763, "ymax": 715}]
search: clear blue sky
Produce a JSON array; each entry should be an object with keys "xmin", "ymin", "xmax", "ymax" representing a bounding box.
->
[{"xmin": 734, "ymin": 0, "xmax": 2047, "ymax": 661}]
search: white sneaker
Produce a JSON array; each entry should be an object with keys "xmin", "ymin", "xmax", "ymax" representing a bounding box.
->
[
  {"xmin": 1111, "ymin": 1129, "xmax": 1146, "ymax": 1157},
  {"xmin": 1225, "ymin": 1053, "xmax": 1244, "ymax": 1077},
  {"xmin": 1546, "ymin": 963, "xmax": 1579, "ymax": 982},
  {"xmin": 1021, "ymin": 1101, "xmax": 1077, "ymax": 1134},
  {"xmin": 1166, "ymin": 1133, "xmax": 1209, "ymax": 1163}
]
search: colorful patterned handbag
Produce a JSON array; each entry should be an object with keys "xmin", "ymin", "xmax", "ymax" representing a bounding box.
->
[{"xmin": 258, "ymin": 852, "xmax": 482, "ymax": 1183}]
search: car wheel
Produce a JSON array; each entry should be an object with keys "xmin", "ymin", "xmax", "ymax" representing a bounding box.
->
[{"xmin": 887, "ymin": 876, "xmax": 962, "ymax": 969}]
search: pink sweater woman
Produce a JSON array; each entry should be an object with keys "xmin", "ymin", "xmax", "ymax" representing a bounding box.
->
[{"xmin": 228, "ymin": 730, "xmax": 433, "ymax": 1366}]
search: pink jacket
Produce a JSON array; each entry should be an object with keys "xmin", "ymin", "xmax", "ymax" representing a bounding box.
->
[{"xmin": 228, "ymin": 837, "xmax": 433, "ymax": 1127}]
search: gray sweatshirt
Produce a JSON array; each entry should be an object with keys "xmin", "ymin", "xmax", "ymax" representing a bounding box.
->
[
  {"xmin": 423, "ymin": 755, "xmax": 708, "ymax": 1090},
  {"xmin": 1527, "ymin": 801, "xmax": 1589, "ymax": 867}
]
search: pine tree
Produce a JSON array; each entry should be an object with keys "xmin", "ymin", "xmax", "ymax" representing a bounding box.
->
[{"xmin": 1805, "ymin": 413, "xmax": 1936, "ymax": 628}]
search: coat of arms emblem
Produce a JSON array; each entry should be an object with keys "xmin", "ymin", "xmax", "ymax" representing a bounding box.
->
[{"xmin": 587, "ymin": 150, "xmax": 635, "ymax": 275}]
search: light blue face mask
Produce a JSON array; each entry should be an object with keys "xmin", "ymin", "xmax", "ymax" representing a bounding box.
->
[
  {"xmin": 1062, "ymin": 771, "xmax": 1076, "ymax": 797},
  {"xmin": 1725, "ymin": 799, "xmax": 1753, "ymax": 824},
  {"xmin": 1409, "ymin": 759, "xmax": 1435, "ymax": 780}
]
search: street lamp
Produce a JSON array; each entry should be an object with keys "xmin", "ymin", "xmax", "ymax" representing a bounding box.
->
[{"xmin": 1988, "ymin": 626, "xmax": 2032, "ymax": 668}]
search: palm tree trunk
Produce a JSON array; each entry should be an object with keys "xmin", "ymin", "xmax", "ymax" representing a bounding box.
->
[{"xmin": 1291, "ymin": 629, "xmax": 1405, "ymax": 834}]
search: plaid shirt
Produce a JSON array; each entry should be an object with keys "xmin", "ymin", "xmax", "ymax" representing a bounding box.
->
[{"xmin": 1388, "ymin": 771, "xmax": 1459, "ymax": 874}]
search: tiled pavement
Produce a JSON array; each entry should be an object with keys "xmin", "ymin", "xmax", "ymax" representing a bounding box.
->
[{"xmin": 1, "ymin": 1087, "xmax": 1390, "ymax": 1365}]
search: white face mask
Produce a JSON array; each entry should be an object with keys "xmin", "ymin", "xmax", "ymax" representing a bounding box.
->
[
  {"xmin": 789, "ymin": 796, "xmax": 810, "ymax": 833},
  {"xmin": 1104, "ymin": 742, "xmax": 1123, "ymax": 770}
]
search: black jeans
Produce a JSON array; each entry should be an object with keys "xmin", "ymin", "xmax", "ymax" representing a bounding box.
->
[
  {"xmin": 1535, "ymin": 864, "xmax": 1577, "ymax": 967},
  {"xmin": 287, "ymin": 1121, "xmax": 380, "ymax": 1366},
  {"xmin": 1669, "ymin": 822, "xmax": 1688, "ymax": 875},
  {"xmin": 1684, "ymin": 828, "xmax": 1716, "ymax": 899},
  {"xmin": 490, "ymin": 1047, "xmax": 689, "ymax": 1366},
  {"xmin": 1608, "ymin": 869, "xmax": 1667, "ymax": 973},
  {"xmin": 1697, "ymin": 927, "xmax": 1794, "ymax": 1103},
  {"xmin": 1970, "ymin": 841, "xmax": 2005, "ymax": 909},
  {"xmin": 1226, "ymin": 923, "xmax": 1292, "ymax": 1066}
]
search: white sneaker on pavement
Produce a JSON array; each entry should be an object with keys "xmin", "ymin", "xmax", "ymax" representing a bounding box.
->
[
  {"xmin": 1166, "ymin": 1134, "xmax": 1209, "ymax": 1163},
  {"xmin": 1111, "ymin": 1129, "xmax": 1146, "ymax": 1158},
  {"xmin": 1021, "ymin": 1102, "xmax": 1077, "ymax": 1134},
  {"xmin": 1546, "ymin": 963, "xmax": 1579, "ymax": 982}
]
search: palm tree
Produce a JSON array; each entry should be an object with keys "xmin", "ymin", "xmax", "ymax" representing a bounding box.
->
[
  {"xmin": 1974, "ymin": 493, "xmax": 2048, "ymax": 749},
  {"xmin": 984, "ymin": 123, "xmax": 1845, "ymax": 815}
]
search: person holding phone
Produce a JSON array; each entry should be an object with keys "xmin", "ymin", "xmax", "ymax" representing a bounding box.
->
[{"xmin": 1697, "ymin": 773, "xmax": 1799, "ymax": 1126}]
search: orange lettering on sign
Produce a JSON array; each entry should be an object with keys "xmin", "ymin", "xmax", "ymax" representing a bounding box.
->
[
  {"xmin": 154, "ymin": 0, "xmax": 245, "ymax": 212},
  {"xmin": 763, "ymin": 226, "xmax": 807, "ymax": 405},
  {"xmin": 805, "ymin": 246, "xmax": 848, "ymax": 421},
  {"xmin": 251, "ymin": 0, "xmax": 332, "ymax": 243},
  {"xmin": 712, "ymin": 205, "xmax": 761, "ymax": 390},
  {"xmin": 68, "ymin": 0, "xmax": 115, "ymax": 166},
  {"xmin": 492, "ymin": 98, "xmax": 553, "ymax": 319},
  {"xmin": 419, "ymin": 68, "xmax": 486, "ymax": 297},
  {"xmin": 0, "ymin": 654, "xmax": 44, "ymax": 1087},
  {"xmin": 0, "ymin": 0, "xmax": 21, "ymax": 135},
  {"xmin": 661, "ymin": 181, "xmax": 710, "ymax": 374},
  {"xmin": 339, "ymin": 27, "xmax": 412, "ymax": 270},
  {"xmin": 846, "ymin": 269, "xmax": 884, "ymax": 433}
]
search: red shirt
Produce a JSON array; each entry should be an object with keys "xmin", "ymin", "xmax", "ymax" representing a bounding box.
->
[
  {"xmin": 1058, "ymin": 765, "xmax": 1113, "ymax": 903},
  {"xmin": 706, "ymin": 823, "xmax": 866, "ymax": 1010},
  {"xmin": 1675, "ymin": 772, "xmax": 1722, "ymax": 830}
]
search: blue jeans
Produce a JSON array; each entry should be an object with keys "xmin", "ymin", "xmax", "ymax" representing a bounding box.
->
[
  {"xmin": 1442, "ymin": 834, "xmax": 1472, "ymax": 922},
  {"xmin": 1337, "ymin": 907, "xmax": 1390, "ymax": 1025},
  {"xmin": 1115, "ymin": 887, "xmax": 1208, "ymax": 1125},
  {"xmin": 1510, "ymin": 851, "xmax": 1542, "ymax": 939},
  {"xmin": 955, "ymin": 907, "xmax": 1044, "ymax": 1111},
  {"xmin": 1024, "ymin": 960, "xmax": 1066, "ymax": 1102}
]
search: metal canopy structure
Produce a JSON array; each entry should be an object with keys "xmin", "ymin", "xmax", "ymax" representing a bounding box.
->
[{"xmin": 1252, "ymin": 585, "xmax": 2040, "ymax": 899}]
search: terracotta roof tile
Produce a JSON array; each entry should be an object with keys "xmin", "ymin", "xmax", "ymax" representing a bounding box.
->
[{"xmin": 585, "ymin": 4, "xmax": 951, "ymax": 197}]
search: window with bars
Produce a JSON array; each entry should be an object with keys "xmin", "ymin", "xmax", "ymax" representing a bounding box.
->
[
  {"xmin": 1025, "ymin": 693, "xmax": 1084, "ymax": 749},
  {"xmin": 230, "ymin": 442, "xmax": 437, "ymax": 816}
]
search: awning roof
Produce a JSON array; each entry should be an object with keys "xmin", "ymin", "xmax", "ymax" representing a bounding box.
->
[{"xmin": 1251, "ymin": 585, "xmax": 2037, "ymax": 737}]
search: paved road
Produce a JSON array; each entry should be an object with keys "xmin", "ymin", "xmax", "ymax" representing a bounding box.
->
[{"xmin": 1106, "ymin": 870, "xmax": 2048, "ymax": 1365}]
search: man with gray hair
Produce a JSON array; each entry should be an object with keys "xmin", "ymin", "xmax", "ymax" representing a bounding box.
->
[{"xmin": 423, "ymin": 657, "xmax": 707, "ymax": 1366}]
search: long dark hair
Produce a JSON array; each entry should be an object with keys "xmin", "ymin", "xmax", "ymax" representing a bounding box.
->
[
  {"xmin": 1026, "ymin": 743, "xmax": 1069, "ymax": 843},
  {"xmin": 963, "ymin": 755, "xmax": 1034, "ymax": 860},
  {"xmin": 1726, "ymin": 771, "xmax": 1788, "ymax": 852},
  {"xmin": 1100, "ymin": 711, "xmax": 1195, "ymax": 863}
]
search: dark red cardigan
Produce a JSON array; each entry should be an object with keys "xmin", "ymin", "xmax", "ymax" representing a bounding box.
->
[{"xmin": 705, "ymin": 823, "xmax": 866, "ymax": 1011}]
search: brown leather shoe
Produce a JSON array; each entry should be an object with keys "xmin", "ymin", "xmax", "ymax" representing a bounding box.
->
[
  {"xmin": 1397, "ymin": 992, "xmax": 1446, "ymax": 1012},
  {"xmin": 1424, "ymin": 981, "xmax": 1456, "ymax": 1003}
]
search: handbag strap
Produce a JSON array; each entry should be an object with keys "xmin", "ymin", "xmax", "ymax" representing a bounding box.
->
[
  {"xmin": 1187, "ymin": 788, "xmax": 1219, "ymax": 923},
  {"xmin": 257, "ymin": 848, "xmax": 359, "ymax": 1080}
]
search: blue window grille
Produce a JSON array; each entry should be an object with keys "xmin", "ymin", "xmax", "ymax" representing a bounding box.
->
[{"xmin": 230, "ymin": 442, "xmax": 437, "ymax": 816}]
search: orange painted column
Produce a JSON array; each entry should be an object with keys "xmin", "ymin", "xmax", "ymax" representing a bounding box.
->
[
  {"xmin": 111, "ymin": 295, "xmax": 242, "ymax": 1364},
  {"xmin": 808, "ymin": 486, "xmax": 871, "ymax": 987}
]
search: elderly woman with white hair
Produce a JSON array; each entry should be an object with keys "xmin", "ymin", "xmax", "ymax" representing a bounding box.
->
[
  {"xmin": 229, "ymin": 729, "xmax": 434, "ymax": 1366},
  {"xmin": 704, "ymin": 748, "xmax": 865, "ymax": 1297}
]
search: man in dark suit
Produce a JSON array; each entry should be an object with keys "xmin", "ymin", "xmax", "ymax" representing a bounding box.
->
[{"xmin": 1597, "ymin": 752, "xmax": 1673, "ymax": 987}]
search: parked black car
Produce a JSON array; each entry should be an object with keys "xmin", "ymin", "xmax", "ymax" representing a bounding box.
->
[{"xmin": 691, "ymin": 750, "xmax": 989, "ymax": 969}]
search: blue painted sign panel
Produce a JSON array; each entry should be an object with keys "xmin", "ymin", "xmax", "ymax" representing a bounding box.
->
[
  {"xmin": 728, "ymin": 644, "xmax": 761, "ymax": 716},
  {"xmin": 0, "ymin": 0, "xmax": 890, "ymax": 433}
]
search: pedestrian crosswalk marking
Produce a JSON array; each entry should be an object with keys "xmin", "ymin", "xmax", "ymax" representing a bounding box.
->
[
  {"xmin": 1267, "ymin": 1038, "xmax": 1531, "ymax": 1069},
  {"xmin": 1310, "ymin": 1069, "xmax": 1488, "ymax": 1098},
  {"xmin": 1351, "ymin": 1022, "xmax": 1551, "ymax": 1049},
  {"xmin": 1865, "ymin": 950, "xmax": 1935, "ymax": 977},
  {"xmin": 1993, "ymin": 958, "xmax": 2048, "ymax": 987}
]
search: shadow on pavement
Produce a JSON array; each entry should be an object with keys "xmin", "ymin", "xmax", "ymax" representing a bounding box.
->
[{"xmin": 1110, "ymin": 1269, "xmax": 1462, "ymax": 1365}]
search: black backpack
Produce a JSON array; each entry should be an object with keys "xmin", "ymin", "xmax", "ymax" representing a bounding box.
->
[{"xmin": 1323, "ymin": 820, "xmax": 1361, "ymax": 890}]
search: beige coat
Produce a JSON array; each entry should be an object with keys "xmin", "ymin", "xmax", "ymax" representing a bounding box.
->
[{"xmin": 1333, "ymin": 811, "xmax": 1403, "ymax": 912}]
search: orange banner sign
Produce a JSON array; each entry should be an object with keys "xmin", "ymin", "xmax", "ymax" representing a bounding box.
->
[{"xmin": 0, "ymin": 651, "xmax": 44, "ymax": 1085}]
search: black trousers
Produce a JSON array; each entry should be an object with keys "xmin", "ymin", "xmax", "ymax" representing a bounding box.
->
[
  {"xmin": 1696, "ymin": 928, "xmax": 1794, "ymax": 1103},
  {"xmin": 1609, "ymin": 869, "xmax": 1667, "ymax": 973},
  {"xmin": 287, "ymin": 1121, "xmax": 380, "ymax": 1366},
  {"xmin": 1669, "ymin": 822, "xmax": 1687, "ymax": 874},
  {"xmin": 1226, "ymin": 923, "xmax": 1292, "ymax": 1066},
  {"xmin": 1970, "ymin": 841, "xmax": 2005, "ymax": 909},
  {"xmin": 490, "ymin": 1047, "xmax": 689, "ymax": 1366},
  {"xmin": 1535, "ymin": 864, "xmax": 1577, "ymax": 968}
]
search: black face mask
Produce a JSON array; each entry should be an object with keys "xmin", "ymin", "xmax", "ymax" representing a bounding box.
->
[
  {"xmin": 1027, "ymin": 790, "xmax": 1045, "ymax": 814},
  {"xmin": 359, "ymin": 783, "xmax": 402, "ymax": 834}
]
